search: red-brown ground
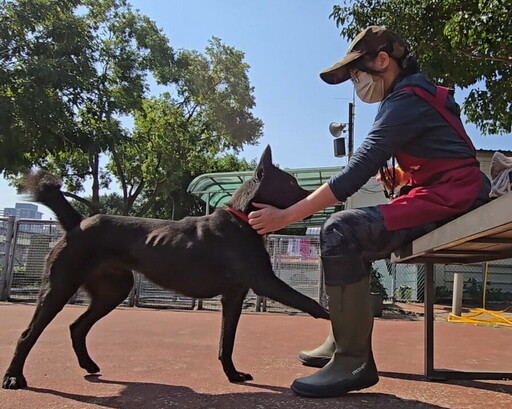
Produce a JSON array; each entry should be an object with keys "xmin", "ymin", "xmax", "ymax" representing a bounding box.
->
[{"xmin": 0, "ymin": 302, "xmax": 510, "ymax": 409}]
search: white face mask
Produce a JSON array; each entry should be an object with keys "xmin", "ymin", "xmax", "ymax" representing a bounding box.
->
[{"xmin": 351, "ymin": 71, "xmax": 384, "ymax": 103}]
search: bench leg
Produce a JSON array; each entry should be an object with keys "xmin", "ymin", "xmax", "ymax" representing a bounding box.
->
[{"xmin": 424, "ymin": 263, "xmax": 440, "ymax": 379}]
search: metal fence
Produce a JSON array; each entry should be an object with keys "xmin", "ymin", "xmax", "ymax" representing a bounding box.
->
[
  {"xmin": 1, "ymin": 218, "xmax": 511, "ymax": 311},
  {"xmin": 0, "ymin": 217, "xmax": 11, "ymax": 299},
  {"xmin": 1, "ymin": 218, "xmax": 63, "ymax": 301}
]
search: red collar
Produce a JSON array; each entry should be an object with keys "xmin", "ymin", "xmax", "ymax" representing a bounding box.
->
[{"xmin": 224, "ymin": 207, "xmax": 249, "ymax": 222}]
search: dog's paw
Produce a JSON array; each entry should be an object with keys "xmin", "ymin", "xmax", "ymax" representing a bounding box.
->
[
  {"xmin": 81, "ymin": 361, "xmax": 100, "ymax": 374},
  {"xmin": 318, "ymin": 307, "xmax": 330, "ymax": 320},
  {"xmin": 228, "ymin": 371, "xmax": 253, "ymax": 383},
  {"xmin": 2, "ymin": 374, "xmax": 28, "ymax": 389},
  {"xmin": 311, "ymin": 304, "xmax": 330, "ymax": 320}
]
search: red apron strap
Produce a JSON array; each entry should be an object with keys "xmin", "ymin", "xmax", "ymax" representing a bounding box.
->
[{"xmin": 401, "ymin": 86, "xmax": 477, "ymax": 154}]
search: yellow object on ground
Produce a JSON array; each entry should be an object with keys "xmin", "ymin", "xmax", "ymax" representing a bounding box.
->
[
  {"xmin": 448, "ymin": 308, "xmax": 512, "ymax": 327},
  {"xmin": 447, "ymin": 262, "xmax": 512, "ymax": 327}
]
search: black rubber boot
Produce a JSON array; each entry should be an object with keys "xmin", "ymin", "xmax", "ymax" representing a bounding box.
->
[
  {"xmin": 297, "ymin": 330, "xmax": 334, "ymax": 368},
  {"xmin": 291, "ymin": 277, "xmax": 379, "ymax": 398}
]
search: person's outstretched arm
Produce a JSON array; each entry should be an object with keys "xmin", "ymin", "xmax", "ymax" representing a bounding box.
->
[{"xmin": 248, "ymin": 183, "xmax": 338, "ymax": 235}]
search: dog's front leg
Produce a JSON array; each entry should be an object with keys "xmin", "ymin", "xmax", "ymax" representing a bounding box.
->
[
  {"xmin": 251, "ymin": 274, "xmax": 329, "ymax": 320},
  {"xmin": 218, "ymin": 287, "xmax": 252, "ymax": 382}
]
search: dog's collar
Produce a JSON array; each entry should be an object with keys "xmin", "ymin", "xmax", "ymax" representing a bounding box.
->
[{"xmin": 224, "ymin": 207, "xmax": 249, "ymax": 223}]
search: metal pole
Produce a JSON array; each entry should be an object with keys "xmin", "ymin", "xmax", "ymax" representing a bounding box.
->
[
  {"xmin": 348, "ymin": 102, "xmax": 355, "ymax": 161},
  {"xmin": 195, "ymin": 193, "xmax": 212, "ymax": 311},
  {"xmin": 424, "ymin": 263, "xmax": 435, "ymax": 378},
  {"xmin": 4, "ymin": 218, "xmax": 20, "ymax": 301},
  {"xmin": 343, "ymin": 102, "xmax": 356, "ymax": 211}
]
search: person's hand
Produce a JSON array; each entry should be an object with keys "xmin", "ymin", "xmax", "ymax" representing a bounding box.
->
[
  {"xmin": 248, "ymin": 203, "xmax": 288, "ymax": 235},
  {"xmin": 377, "ymin": 166, "xmax": 409, "ymax": 191}
]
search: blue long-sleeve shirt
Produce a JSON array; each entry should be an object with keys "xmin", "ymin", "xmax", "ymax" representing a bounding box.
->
[{"xmin": 328, "ymin": 73, "xmax": 477, "ymax": 202}]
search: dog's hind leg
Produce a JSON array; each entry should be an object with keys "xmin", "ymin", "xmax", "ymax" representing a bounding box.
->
[
  {"xmin": 2, "ymin": 283, "xmax": 81, "ymax": 389},
  {"xmin": 219, "ymin": 287, "xmax": 252, "ymax": 382},
  {"xmin": 70, "ymin": 267, "xmax": 134, "ymax": 374}
]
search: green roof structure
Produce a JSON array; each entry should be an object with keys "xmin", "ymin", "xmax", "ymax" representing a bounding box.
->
[{"xmin": 186, "ymin": 166, "xmax": 344, "ymax": 227}]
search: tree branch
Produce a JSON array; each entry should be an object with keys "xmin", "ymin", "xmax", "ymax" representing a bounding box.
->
[
  {"xmin": 110, "ymin": 144, "xmax": 128, "ymax": 199},
  {"xmin": 124, "ymin": 179, "xmax": 145, "ymax": 215},
  {"xmin": 135, "ymin": 178, "xmax": 166, "ymax": 217},
  {"xmin": 62, "ymin": 191, "xmax": 92, "ymax": 208},
  {"xmin": 457, "ymin": 48, "xmax": 512, "ymax": 65}
]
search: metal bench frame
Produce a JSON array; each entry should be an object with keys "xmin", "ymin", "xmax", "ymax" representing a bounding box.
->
[{"xmin": 392, "ymin": 192, "xmax": 512, "ymax": 380}]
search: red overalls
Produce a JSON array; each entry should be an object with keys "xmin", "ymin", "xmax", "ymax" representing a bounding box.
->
[{"xmin": 378, "ymin": 86, "xmax": 483, "ymax": 231}]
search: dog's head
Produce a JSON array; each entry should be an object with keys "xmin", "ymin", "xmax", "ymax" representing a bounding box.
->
[{"xmin": 227, "ymin": 145, "xmax": 310, "ymax": 213}]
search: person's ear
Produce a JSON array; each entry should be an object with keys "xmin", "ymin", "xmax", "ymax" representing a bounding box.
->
[{"xmin": 375, "ymin": 51, "xmax": 390, "ymax": 70}]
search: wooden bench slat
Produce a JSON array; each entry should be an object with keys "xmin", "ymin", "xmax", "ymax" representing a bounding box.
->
[{"xmin": 392, "ymin": 193, "xmax": 512, "ymax": 264}]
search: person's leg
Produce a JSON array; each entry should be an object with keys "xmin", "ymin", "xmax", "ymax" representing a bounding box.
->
[{"xmin": 292, "ymin": 207, "xmax": 434, "ymax": 397}]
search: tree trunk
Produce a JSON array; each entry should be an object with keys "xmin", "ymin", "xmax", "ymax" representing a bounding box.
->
[{"xmin": 90, "ymin": 152, "xmax": 101, "ymax": 215}]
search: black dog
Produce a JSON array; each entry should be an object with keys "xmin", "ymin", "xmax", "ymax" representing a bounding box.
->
[{"xmin": 2, "ymin": 146, "xmax": 328, "ymax": 389}]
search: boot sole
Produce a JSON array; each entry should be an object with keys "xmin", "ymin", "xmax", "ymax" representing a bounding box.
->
[
  {"xmin": 291, "ymin": 376, "xmax": 379, "ymax": 398},
  {"xmin": 297, "ymin": 352, "xmax": 331, "ymax": 368}
]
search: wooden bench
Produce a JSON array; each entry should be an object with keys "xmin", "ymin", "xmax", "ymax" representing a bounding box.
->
[{"xmin": 392, "ymin": 192, "xmax": 512, "ymax": 380}]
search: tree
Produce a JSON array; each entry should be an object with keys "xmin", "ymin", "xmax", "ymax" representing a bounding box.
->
[
  {"xmin": 107, "ymin": 37, "xmax": 263, "ymax": 216},
  {"xmin": 330, "ymin": 0, "xmax": 512, "ymax": 135},
  {"xmin": 142, "ymin": 153, "xmax": 256, "ymax": 220},
  {"xmin": 1, "ymin": 0, "xmax": 175, "ymax": 210},
  {"xmin": 0, "ymin": 0, "xmax": 94, "ymax": 173},
  {"xmin": 69, "ymin": 153, "xmax": 254, "ymax": 219},
  {"xmin": 1, "ymin": 0, "xmax": 262, "ymax": 216},
  {"xmin": 70, "ymin": 192, "xmax": 125, "ymax": 216}
]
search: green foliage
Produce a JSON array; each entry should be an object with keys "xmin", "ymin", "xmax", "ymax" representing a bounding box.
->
[
  {"xmin": 0, "ymin": 0, "xmax": 94, "ymax": 173},
  {"xmin": 141, "ymin": 153, "xmax": 255, "ymax": 220},
  {"xmin": 463, "ymin": 277, "xmax": 483, "ymax": 301},
  {"xmin": 1, "ymin": 0, "xmax": 263, "ymax": 217},
  {"xmin": 370, "ymin": 266, "xmax": 388, "ymax": 299},
  {"xmin": 69, "ymin": 154, "xmax": 254, "ymax": 219},
  {"xmin": 330, "ymin": 0, "xmax": 512, "ymax": 135},
  {"xmin": 69, "ymin": 192, "xmax": 125, "ymax": 216},
  {"xmin": 485, "ymin": 288, "xmax": 512, "ymax": 302},
  {"xmin": 435, "ymin": 285, "xmax": 452, "ymax": 302},
  {"xmin": 397, "ymin": 284, "xmax": 413, "ymax": 301}
]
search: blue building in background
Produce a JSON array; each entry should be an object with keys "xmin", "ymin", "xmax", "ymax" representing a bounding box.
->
[{"xmin": 2, "ymin": 203, "xmax": 43, "ymax": 220}]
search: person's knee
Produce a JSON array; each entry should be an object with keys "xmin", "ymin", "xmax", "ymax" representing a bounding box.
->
[
  {"xmin": 321, "ymin": 255, "xmax": 370, "ymax": 285},
  {"xmin": 320, "ymin": 211, "xmax": 358, "ymax": 257}
]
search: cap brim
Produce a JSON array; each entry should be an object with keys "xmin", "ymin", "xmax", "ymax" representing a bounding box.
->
[{"xmin": 319, "ymin": 51, "xmax": 364, "ymax": 84}]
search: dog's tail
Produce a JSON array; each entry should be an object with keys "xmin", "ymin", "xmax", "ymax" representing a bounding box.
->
[{"xmin": 23, "ymin": 171, "xmax": 83, "ymax": 232}]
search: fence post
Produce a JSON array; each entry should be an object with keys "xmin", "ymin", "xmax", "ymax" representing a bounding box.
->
[{"xmin": 0, "ymin": 216, "xmax": 16, "ymax": 301}]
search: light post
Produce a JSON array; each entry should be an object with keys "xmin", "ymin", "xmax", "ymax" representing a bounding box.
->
[
  {"xmin": 328, "ymin": 102, "xmax": 355, "ymax": 162},
  {"xmin": 329, "ymin": 102, "xmax": 355, "ymax": 210},
  {"xmin": 329, "ymin": 121, "xmax": 347, "ymax": 157}
]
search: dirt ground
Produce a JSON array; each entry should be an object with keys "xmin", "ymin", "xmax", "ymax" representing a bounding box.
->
[{"xmin": 0, "ymin": 302, "xmax": 510, "ymax": 409}]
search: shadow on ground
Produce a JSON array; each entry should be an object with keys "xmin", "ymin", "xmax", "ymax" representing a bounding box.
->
[{"xmin": 24, "ymin": 374, "xmax": 510, "ymax": 409}]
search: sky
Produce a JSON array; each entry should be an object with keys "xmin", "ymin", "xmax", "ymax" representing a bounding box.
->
[{"xmin": 1, "ymin": 0, "xmax": 510, "ymax": 218}]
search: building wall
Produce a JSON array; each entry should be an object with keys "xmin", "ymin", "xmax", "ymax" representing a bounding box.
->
[{"xmin": 2, "ymin": 203, "xmax": 43, "ymax": 220}]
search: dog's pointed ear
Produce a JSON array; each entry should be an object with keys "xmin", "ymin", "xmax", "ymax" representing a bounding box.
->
[{"xmin": 256, "ymin": 145, "xmax": 272, "ymax": 179}]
